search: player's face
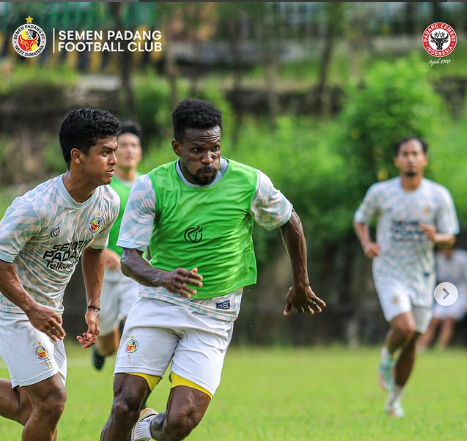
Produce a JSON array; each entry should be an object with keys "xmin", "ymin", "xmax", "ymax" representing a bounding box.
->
[
  {"xmin": 116, "ymin": 133, "xmax": 142, "ymax": 171},
  {"xmin": 80, "ymin": 137, "xmax": 118, "ymax": 185},
  {"xmin": 172, "ymin": 126, "xmax": 222, "ymax": 186},
  {"xmin": 394, "ymin": 140, "xmax": 428, "ymax": 177}
]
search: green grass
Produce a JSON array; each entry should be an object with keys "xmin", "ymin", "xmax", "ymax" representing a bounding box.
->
[{"xmin": 1, "ymin": 345, "xmax": 466, "ymax": 440}]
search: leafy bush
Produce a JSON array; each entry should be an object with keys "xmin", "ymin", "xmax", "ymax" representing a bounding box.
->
[
  {"xmin": 338, "ymin": 54, "xmax": 446, "ymax": 199},
  {"xmin": 133, "ymin": 73, "xmax": 233, "ymax": 142}
]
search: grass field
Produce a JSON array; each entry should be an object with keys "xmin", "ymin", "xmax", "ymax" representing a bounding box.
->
[{"xmin": 1, "ymin": 345, "xmax": 466, "ymax": 441}]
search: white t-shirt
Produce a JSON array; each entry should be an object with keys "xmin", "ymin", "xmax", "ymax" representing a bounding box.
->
[{"xmin": 0, "ymin": 175, "xmax": 120, "ymax": 315}]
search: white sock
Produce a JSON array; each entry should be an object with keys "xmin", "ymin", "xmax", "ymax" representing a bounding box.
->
[
  {"xmin": 388, "ymin": 385, "xmax": 404, "ymax": 405},
  {"xmin": 135, "ymin": 417, "xmax": 154, "ymax": 440}
]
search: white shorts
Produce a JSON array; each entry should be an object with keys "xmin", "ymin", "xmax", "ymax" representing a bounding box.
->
[
  {"xmin": 100, "ymin": 270, "xmax": 140, "ymax": 335},
  {"xmin": 433, "ymin": 295, "xmax": 467, "ymax": 321},
  {"xmin": 0, "ymin": 312, "xmax": 67, "ymax": 388},
  {"xmin": 374, "ymin": 279, "xmax": 433, "ymax": 333},
  {"xmin": 114, "ymin": 297, "xmax": 234, "ymax": 396}
]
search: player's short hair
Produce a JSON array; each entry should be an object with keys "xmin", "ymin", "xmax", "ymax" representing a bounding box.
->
[
  {"xmin": 172, "ymin": 99, "xmax": 222, "ymax": 141},
  {"xmin": 119, "ymin": 120, "xmax": 143, "ymax": 141},
  {"xmin": 394, "ymin": 136, "xmax": 428, "ymax": 156},
  {"xmin": 59, "ymin": 108, "xmax": 121, "ymax": 167}
]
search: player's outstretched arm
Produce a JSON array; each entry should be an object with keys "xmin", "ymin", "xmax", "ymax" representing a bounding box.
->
[
  {"xmin": 0, "ymin": 259, "xmax": 66, "ymax": 341},
  {"xmin": 121, "ymin": 248, "xmax": 203, "ymax": 298},
  {"xmin": 77, "ymin": 247, "xmax": 105, "ymax": 348},
  {"xmin": 279, "ymin": 210, "xmax": 326, "ymax": 316}
]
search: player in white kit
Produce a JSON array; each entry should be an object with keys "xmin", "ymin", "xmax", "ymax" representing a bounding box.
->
[
  {"xmin": 354, "ymin": 136, "xmax": 459, "ymax": 417},
  {"xmin": 0, "ymin": 108, "xmax": 120, "ymax": 441},
  {"xmin": 418, "ymin": 247, "xmax": 467, "ymax": 350}
]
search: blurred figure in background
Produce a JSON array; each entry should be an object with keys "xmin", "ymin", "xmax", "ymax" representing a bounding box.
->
[
  {"xmin": 418, "ymin": 246, "xmax": 467, "ymax": 351},
  {"xmin": 354, "ymin": 136, "xmax": 459, "ymax": 418},
  {"xmin": 93, "ymin": 121, "xmax": 144, "ymax": 371}
]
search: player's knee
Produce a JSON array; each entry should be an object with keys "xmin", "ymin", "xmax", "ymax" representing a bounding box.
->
[
  {"xmin": 111, "ymin": 395, "xmax": 140, "ymax": 424},
  {"xmin": 36, "ymin": 388, "xmax": 67, "ymax": 422},
  {"xmin": 394, "ymin": 323, "xmax": 416, "ymax": 339},
  {"xmin": 165, "ymin": 408, "xmax": 203, "ymax": 441}
]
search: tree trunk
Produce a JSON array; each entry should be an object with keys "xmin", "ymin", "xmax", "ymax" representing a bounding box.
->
[
  {"xmin": 164, "ymin": 24, "xmax": 178, "ymax": 112},
  {"xmin": 109, "ymin": 3, "xmax": 136, "ymax": 119},
  {"xmin": 228, "ymin": 19, "xmax": 244, "ymax": 148},
  {"xmin": 315, "ymin": 3, "xmax": 343, "ymax": 117}
]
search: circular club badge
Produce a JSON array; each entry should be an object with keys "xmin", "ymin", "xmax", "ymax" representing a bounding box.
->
[
  {"xmin": 12, "ymin": 17, "xmax": 46, "ymax": 58},
  {"xmin": 422, "ymin": 22, "xmax": 456, "ymax": 57}
]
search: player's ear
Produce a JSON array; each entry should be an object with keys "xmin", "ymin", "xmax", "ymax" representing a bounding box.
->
[
  {"xmin": 172, "ymin": 139, "xmax": 182, "ymax": 157},
  {"xmin": 70, "ymin": 148, "xmax": 83, "ymax": 165},
  {"xmin": 422, "ymin": 153, "xmax": 428, "ymax": 167}
]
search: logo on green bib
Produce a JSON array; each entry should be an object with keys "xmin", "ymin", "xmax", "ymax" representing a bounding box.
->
[{"xmin": 184, "ymin": 226, "xmax": 203, "ymax": 243}]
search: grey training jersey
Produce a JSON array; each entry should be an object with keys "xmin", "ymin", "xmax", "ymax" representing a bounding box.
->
[
  {"xmin": 0, "ymin": 175, "xmax": 120, "ymax": 315},
  {"xmin": 355, "ymin": 177, "xmax": 459, "ymax": 303}
]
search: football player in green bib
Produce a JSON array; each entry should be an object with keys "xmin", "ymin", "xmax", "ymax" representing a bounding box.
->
[{"xmin": 100, "ymin": 99, "xmax": 326, "ymax": 441}]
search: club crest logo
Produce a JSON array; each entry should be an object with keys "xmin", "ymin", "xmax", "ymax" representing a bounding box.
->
[
  {"xmin": 422, "ymin": 22, "xmax": 456, "ymax": 58},
  {"xmin": 184, "ymin": 226, "xmax": 203, "ymax": 243},
  {"xmin": 89, "ymin": 213, "xmax": 104, "ymax": 234},
  {"xmin": 12, "ymin": 17, "xmax": 46, "ymax": 58},
  {"xmin": 35, "ymin": 343, "xmax": 50, "ymax": 360},
  {"xmin": 125, "ymin": 337, "xmax": 138, "ymax": 353}
]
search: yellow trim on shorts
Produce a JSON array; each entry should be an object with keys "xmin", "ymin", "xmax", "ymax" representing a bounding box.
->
[
  {"xmin": 128, "ymin": 372, "xmax": 161, "ymax": 391},
  {"xmin": 170, "ymin": 372, "xmax": 212, "ymax": 399}
]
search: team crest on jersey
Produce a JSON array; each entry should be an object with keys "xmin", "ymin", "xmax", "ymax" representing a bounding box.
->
[
  {"xmin": 89, "ymin": 213, "xmax": 104, "ymax": 234},
  {"xmin": 12, "ymin": 17, "xmax": 46, "ymax": 58},
  {"xmin": 50, "ymin": 225, "xmax": 61, "ymax": 237},
  {"xmin": 125, "ymin": 337, "xmax": 138, "ymax": 353},
  {"xmin": 35, "ymin": 343, "xmax": 50, "ymax": 360},
  {"xmin": 423, "ymin": 207, "xmax": 431, "ymax": 215}
]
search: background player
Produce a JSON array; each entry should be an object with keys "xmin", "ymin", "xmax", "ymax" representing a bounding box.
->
[
  {"xmin": 354, "ymin": 136, "xmax": 459, "ymax": 417},
  {"xmin": 418, "ymin": 246, "xmax": 467, "ymax": 350},
  {"xmin": 93, "ymin": 121, "xmax": 143, "ymax": 371},
  {"xmin": 0, "ymin": 108, "xmax": 120, "ymax": 441},
  {"xmin": 100, "ymin": 99, "xmax": 326, "ymax": 441}
]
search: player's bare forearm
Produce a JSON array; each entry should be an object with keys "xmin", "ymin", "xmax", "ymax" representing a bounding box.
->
[
  {"xmin": 434, "ymin": 233, "xmax": 456, "ymax": 247},
  {"xmin": 81, "ymin": 247, "xmax": 105, "ymax": 308},
  {"xmin": 0, "ymin": 259, "xmax": 38, "ymax": 314},
  {"xmin": 353, "ymin": 220, "xmax": 371, "ymax": 248},
  {"xmin": 353, "ymin": 221, "xmax": 380, "ymax": 258},
  {"xmin": 280, "ymin": 210, "xmax": 326, "ymax": 315},
  {"xmin": 121, "ymin": 248, "xmax": 203, "ymax": 298},
  {"xmin": 280, "ymin": 210, "xmax": 309, "ymax": 286},
  {"xmin": 0, "ymin": 259, "xmax": 65, "ymax": 341},
  {"xmin": 79, "ymin": 247, "xmax": 105, "ymax": 347}
]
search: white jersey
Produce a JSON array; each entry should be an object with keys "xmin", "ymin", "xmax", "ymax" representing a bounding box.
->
[
  {"xmin": 0, "ymin": 175, "xmax": 120, "ymax": 315},
  {"xmin": 436, "ymin": 249, "xmax": 467, "ymax": 296},
  {"xmin": 355, "ymin": 177, "xmax": 459, "ymax": 305},
  {"xmin": 117, "ymin": 158, "xmax": 293, "ymax": 321}
]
